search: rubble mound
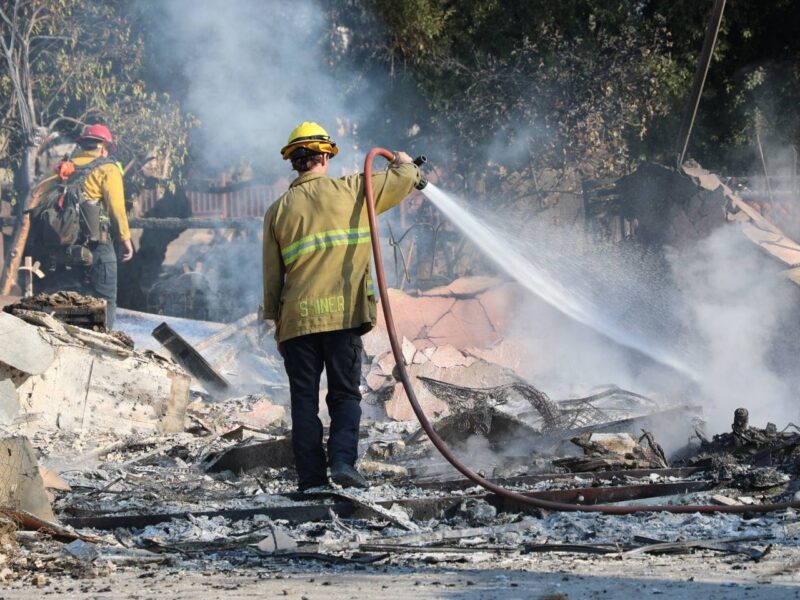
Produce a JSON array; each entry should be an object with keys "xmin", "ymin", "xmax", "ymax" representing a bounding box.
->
[{"xmin": 4, "ymin": 291, "xmax": 107, "ymax": 330}]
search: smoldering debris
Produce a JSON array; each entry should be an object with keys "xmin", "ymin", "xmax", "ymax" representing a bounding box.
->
[
  {"xmin": 1, "ymin": 278, "xmax": 799, "ymax": 585},
  {"xmin": 4, "ymin": 291, "xmax": 108, "ymax": 330},
  {"xmin": 5, "ymin": 399, "xmax": 798, "ymax": 582}
]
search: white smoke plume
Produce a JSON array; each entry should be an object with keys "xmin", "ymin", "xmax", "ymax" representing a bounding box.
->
[
  {"xmin": 141, "ymin": 0, "xmax": 373, "ymax": 173},
  {"xmin": 666, "ymin": 226, "xmax": 798, "ymax": 432},
  {"xmin": 424, "ymin": 184, "xmax": 800, "ymax": 438},
  {"xmin": 134, "ymin": 0, "xmax": 386, "ymax": 319}
]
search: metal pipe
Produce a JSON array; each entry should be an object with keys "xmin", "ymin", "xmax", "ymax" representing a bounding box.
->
[
  {"xmin": 676, "ymin": 0, "xmax": 727, "ymax": 167},
  {"xmin": 756, "ymin": 130, "xmax": 776, "ymax": 204},
  {"xmin": 364, "ymin": 146, "xmax": 800, "ymax": 514}
]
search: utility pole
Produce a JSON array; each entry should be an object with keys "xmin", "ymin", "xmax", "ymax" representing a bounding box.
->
[{"xmin": 675, "ymin": 0, "xmax": 727, "ymax": 168}]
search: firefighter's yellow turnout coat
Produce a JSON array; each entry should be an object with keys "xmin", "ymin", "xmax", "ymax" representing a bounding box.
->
[
  {"xmin": 262, "ymin": 162, "xmax": 420, "ymax": 343},
  {"xmin": 39, "ymin": 148, "xmax": 131, "ymax": 242}
]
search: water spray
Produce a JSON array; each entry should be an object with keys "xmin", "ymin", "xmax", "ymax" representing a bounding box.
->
[{"xmin": 364, "ymin": 147, "xmax": 800, "ymax": 514}]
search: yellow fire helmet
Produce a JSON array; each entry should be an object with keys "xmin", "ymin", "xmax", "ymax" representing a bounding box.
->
[{"xmin": 280, "ymin": 121, "xmax": 339, "ymax": 160}]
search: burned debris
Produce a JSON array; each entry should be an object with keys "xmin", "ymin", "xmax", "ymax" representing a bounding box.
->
[{"xmin": 1, "ymin": 274, "xmax": 798, "ymax": 587}]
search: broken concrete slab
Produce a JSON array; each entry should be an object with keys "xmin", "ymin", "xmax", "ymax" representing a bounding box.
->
[
  {"xmin": 465, "ymin": 339, "xmax": 528, "ymax": 373},
  {"xmin": 376, "ymin": 289, "xmax": 455, "ymax": 345},
  {"xmin": 402, "ymin": 337, "xmax": 416, "ymax": 365},
  {"xmin": 375, "ymin": 351, "xmax": 397, "ymax": 376},
  {"xmin": 429, "ymin": 345, "xmax": 472, "ymax": 369},
  {"xmin": 476, "ymin": 282, "xmax": 523, "ymax": 333},
  {"xmin": 232, "ymin": 398, "xmax": 286, "ymax": 430},
  {"xmin": 427, "ymin": 298, "xmax": 500, "ymax": 348},
  {"xmin": 38, "ymin": 466, "xmax": 71, "ymax": 491},
  {"xmin": 362, "ymin": 281, "xmax": 522, "ymax": 366},
  {"xmin": 412, "ymin": 337, "xmax": 435, "ymax": 351},
  {"xmin": 0, "ymin": 312, "xmax": 54, "ymax": 375},
  {"xmin": 5, "ymin": 314, "xmax": 190, "ymax": 438},
  {"xmin": 366, "ymin": 370, "xmax": 390, "ymax": 392},
  {"xmin": 384, "ymin": 371, "xmax": 448, "ymax": 421},
  {"xmin": 0, "ymin": 436, "xmax": 56, "ymax": 522},
  {"xmin": 411, "ymin": 348, "xmax": 430, "ymax": 364},
  {"xmin": 362, "ymin": 321, "xmax": 391, "ymax": 358}
]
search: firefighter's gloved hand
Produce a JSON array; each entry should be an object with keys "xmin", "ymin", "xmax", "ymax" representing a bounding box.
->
[
  {"xmin": 120, "ymin": 239, "xmax": 134, "ymax": 262},
  {"xmin": 390, "ymin": 151, "xmax": 413, "ymax": 166}
]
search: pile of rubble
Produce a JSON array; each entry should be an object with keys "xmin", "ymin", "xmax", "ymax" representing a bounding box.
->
[{"xmin": 1, "ymin": 278, "xmax": 800, "ymax": 590}]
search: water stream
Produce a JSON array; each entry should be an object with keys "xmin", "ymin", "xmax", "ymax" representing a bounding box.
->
[{"xmin": 421, "ymin": 183, "xmax": 697, "ymax": 380}]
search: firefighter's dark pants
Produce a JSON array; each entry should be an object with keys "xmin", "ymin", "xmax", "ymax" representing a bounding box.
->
[
  {"xmin": 42, "ymin": 241, "xmax": 118, "ymax": 328},
  {"xmin": 86, "ymin": 242, "xmax": 118, "ymax": 328},
  {"xmin": 282, "ymin": 328, "xmax": 363, "ymax": 490}
]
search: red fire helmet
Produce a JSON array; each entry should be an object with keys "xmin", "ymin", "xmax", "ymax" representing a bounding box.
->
[{"xmin": 77, "ymin": 124, "xmax": 117, "ymax": 151}]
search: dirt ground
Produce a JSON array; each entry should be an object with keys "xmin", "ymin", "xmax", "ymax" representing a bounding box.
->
[{"xmin": 4, "ymin": 546, "xmax": 800, "ymax": 599}]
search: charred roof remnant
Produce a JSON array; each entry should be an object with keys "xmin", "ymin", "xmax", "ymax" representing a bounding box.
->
[
  {"xmin": 584, "ymin": 162, "xmax": 800, "ymax": 286},
  {"xmin": 416, "ymin": 377, "xmax": 565, "ymax": 432},
  {"xmin": 152, "ymin": 322, "xmax": 230, "ymax": 394}
]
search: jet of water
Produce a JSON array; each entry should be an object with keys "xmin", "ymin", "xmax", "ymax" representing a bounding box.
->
[{"xmin": 421, "ymin": 183, "xmax": 698, "ymax": 380}]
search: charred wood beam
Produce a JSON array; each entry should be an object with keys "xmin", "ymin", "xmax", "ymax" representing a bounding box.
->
[
  {"xmin": 0, "ymin": 217, "xmax": 262, "ymax": 229},
  {"xmin": 203, "ymin": 437, "xmax": 294, "ymax": 473},
  {"xmin": 129, "ymin": 217, "xmax": 260, "ymax": 229},
  {"xmin": 489, "ymin": 481, "xmax": 714, "ymax": 513},
  {"xmin": 410, "ymin": 467, "xmax": 707, "ymax": 490},
  {"xmin": 62, "ymin": 480, "xmax": 714, "ymax": 531}
]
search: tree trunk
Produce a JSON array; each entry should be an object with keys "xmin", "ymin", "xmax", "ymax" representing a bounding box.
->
[
  {"xmin": 20, "ymin": 143, "xmax": 38, "ymax": 213},
  {"xmin": 0, "ymin": 184, "xmax": 44, "ymax": 296},
  {"xmin": 0, "ymin": 143, "xmax": 41, "ymax": 295}
]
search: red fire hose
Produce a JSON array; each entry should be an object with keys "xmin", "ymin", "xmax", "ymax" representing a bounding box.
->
[{"xmin": 364, "ymin": 147, "xmax": 800, "ymax": 514}]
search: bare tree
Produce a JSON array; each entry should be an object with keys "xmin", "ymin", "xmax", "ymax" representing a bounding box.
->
[{"xmin": 0, "ymin": 0, "xmax": 190, "ymax": 203}]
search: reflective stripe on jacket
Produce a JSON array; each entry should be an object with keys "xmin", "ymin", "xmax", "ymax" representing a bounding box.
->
[{"xmin": 262, "ymin": 162, "xmax": 420, "ymax": 343}]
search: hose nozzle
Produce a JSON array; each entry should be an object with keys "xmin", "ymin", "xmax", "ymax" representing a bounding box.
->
[{"xmin": 412, "ymin": 155, "xmax": 428, "ymax": 190}]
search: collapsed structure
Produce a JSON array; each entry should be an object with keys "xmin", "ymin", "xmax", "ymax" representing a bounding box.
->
[{"xmin": 2, "ymin": 158, "xmax": 800, "ymax": 586}]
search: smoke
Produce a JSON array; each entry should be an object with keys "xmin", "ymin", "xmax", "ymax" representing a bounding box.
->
[
  {"xmin": 140, "ymin": 0, "xmax": 374, "ymax": 174},
  {"xmin": 426, "ymin": 183, "xmax": 800, "ymax": 437},
  {"xmin": 131, "ymin": 0, "xmax": 800, "ymax": 441},
  {"xmin": 132, "ymin": 0, "xmax": 389, "ymax": 319},
  {"xmin": 666, "ymin": 226, "xmax": 798, "ymax": 432}
]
